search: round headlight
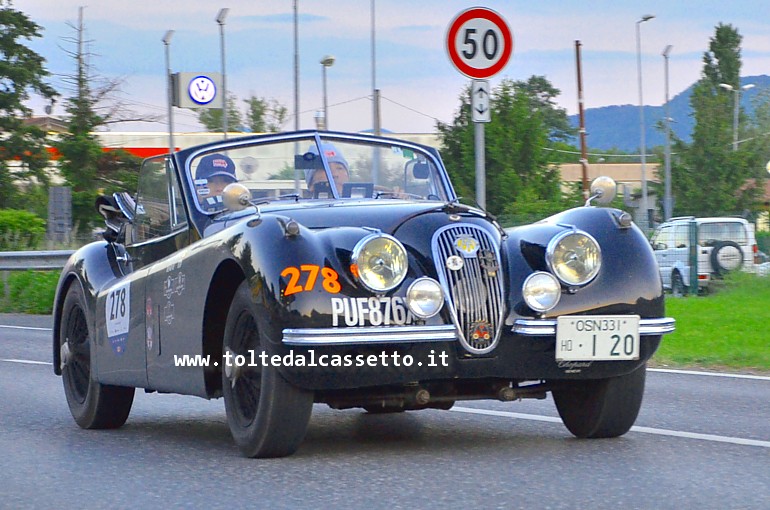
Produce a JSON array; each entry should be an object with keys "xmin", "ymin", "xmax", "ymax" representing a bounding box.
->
[
  {"xmin": 546, "ymin": 230, "xmax": 601, "ymax": 286},
  {"xmin": 351, "ymin": 234, "xmax": 408, "ymax": 292},
  {"xmin": 406, "ymin": 277, "xmax": 444, "ymax": 319},
  {"xmin": 522, "ymin": 271, "xmax": 561, "ymax": 312}
]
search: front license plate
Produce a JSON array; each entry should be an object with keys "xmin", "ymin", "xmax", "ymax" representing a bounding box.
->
[{"xmin": 556, "ymin": 315, "xmax": 640, "ymax": 361}]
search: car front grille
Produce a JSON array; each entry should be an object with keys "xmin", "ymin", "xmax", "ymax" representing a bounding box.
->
[{"xmin": 431, "ymin": 223, "xmax": 505, "ymax": 354}]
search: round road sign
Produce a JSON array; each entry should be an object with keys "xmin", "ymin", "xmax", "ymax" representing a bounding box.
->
[{"xmin": 446, "ymin": 7, "xmax": 513, "ymax": 79}]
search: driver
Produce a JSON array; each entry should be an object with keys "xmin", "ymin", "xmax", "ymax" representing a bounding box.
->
[
  {"xmin": 195, "ymin": 153, "xmax": 237, "ymax": 211},
  {"xmin": 304, "ymin": 143, "xmax": 349, "ymax": 195}
]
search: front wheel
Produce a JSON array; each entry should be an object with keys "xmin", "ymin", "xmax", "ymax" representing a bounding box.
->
[
  {"xmin": 222, "ymin": 281, "xmax": 314, "ymax": 458},
  {"xmin": 552, "ymin": 364, "xmax": 646, "ymax": 438},
  {"xmin": 60, "ymin": 283, "xmax": 134, "ymax": 429},
  {"xmin": 671, "ymin": 271, "xmax": 686, "ymax": 297}
]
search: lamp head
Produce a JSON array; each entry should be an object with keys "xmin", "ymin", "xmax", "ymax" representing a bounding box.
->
[
  {"xmin": 216, "ymin": 8, "xmax": 230, "ymax": 25},
  {"xmin": 320, "ymin": 55, "xmax": 336, "ymax": 67},
  {"xmin": 639, "ymin": 14, "xmax": 655, "ymax": 23}
]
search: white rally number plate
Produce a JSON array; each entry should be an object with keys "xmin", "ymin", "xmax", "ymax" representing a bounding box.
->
[{"xmin": 556, "ymin": 315, "xmax": 640, "ymax": 361}]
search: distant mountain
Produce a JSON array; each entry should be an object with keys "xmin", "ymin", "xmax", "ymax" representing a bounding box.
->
[{"xmin": 568, "ymin": 75, "xmax": 770, "ymax": 152}]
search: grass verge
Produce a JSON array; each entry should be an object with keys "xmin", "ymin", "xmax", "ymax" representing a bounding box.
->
[
  {"xmin": 654, "ymin": 272, "xmax": 769, "ymax": 373},
  {"xmin": 0, "ymin": 270, "xmax": 59, "ymax": 315}
]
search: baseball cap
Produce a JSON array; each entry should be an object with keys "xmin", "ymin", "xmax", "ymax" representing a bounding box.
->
[
  {"xmin": 304, "ymin": 142, "xmax": 349, "ymax": 184},
  {"xmin": 196, "ymin": 153, "xmax": 237, "ymax": 182}
]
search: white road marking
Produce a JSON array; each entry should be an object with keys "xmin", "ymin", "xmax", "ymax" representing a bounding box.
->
[
  {"xmin": 1, "ymin": 358, "xmax": 52, "ymax": 366},
  {"xmin": 0, "ymin": 324, "xmax": 52, "ymax": 332},
  {"xmin": 451, "ymin": 406, "xmax": 770, "ymax": 449},
  {"xmin": 649, "ymin": 367, "xmax": 770, "ymax": 381}
]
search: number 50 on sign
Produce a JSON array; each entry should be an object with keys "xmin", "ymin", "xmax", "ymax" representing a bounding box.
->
[{"xmin": 446, "ymin": 7, "xmax": 513, "ymax": 80}]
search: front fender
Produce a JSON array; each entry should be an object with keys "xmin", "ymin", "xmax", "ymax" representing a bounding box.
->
[
  {"xmin": 52, "ymin": 241, "xmax": 121, "ymax": 375},
  {"xmin": 502, "ymin": 207, "xmax": 665, "ymax": 322}
]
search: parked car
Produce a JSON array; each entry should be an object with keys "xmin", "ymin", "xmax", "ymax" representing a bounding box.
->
[
  {"xmin": 53, "ymin": 130, "xmax": 675, "ymax": 458},
  {"xmin": 651, "ymin": 216, "xmax": 758, "ymax": 295}
]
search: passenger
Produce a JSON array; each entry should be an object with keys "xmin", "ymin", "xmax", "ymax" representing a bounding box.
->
[
  {"xmin": 305, "ymin": 143, "xmax": 350, "ymax": 195},
  {"xmin": 195, "ymin": 153, "xmax": 237, "ymax": 211}
]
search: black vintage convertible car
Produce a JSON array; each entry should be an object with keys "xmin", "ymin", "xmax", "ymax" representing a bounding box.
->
[{"xmin": 53, "ymin": 130, "xmax": 674, "ymax": 457}]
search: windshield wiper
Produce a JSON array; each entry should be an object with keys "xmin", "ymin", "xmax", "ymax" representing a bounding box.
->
[
  {"xmin": 251, "ymin": 193, "xmax": 301, "ymax": 206},
  {"xmin": 374, "ymin": 191, "xmax": 424, "ymax": 200}
]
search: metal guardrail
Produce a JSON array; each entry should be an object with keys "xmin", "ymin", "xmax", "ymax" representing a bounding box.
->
[{"xmin": 0, "ymin": 250, "xmax": 74, "ymax": 271}]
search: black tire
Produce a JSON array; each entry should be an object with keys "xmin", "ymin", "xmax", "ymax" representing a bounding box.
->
[
  {"xmin": 710, "ymin": 240, "xmax": 743, "ymax": 276},
  {"xmin": 60, "ymin": 283, "xmax": 134, "ymax": 429},
  {"xmin": 671, "ymin": 271, "xmax": 686, "ymax": 297},
  {"xmin": 552, "ymin": 364, "xmax": 646, "ymax": 439},
  {"xmin": 222, "ymin": 281, "xmax": 313, "ymax": 458}
]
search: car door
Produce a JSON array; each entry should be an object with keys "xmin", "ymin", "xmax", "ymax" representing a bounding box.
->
[
  {"xmin": 125, "ymin": 156, "xmax": 213, "ymax": 396},
  {"xmin": 118, "ymin": 156, "xmax": 207, "ymax": 395}
]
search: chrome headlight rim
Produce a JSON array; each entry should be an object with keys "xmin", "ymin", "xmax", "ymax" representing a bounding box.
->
[
  {"xmin": 545, "ymin": 229, "xmax": 602, "ymax": 287},
  {"xmin": 351, "ymin": 233, "xmax": 408, "ymax": 293},
  {"xmin": 405, "ymin": 277, "xmax": 444, "ymax": 319},
  {"xmin": 522, "ymin": 271, "xmax": 562, "ymax": 313}
]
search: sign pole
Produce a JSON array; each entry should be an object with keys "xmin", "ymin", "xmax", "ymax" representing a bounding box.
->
[{"xmin": 475, "ymin": 120, "xmax": 485, "ymax": 210}]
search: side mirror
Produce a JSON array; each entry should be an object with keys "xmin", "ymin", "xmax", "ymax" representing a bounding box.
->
[
  {"xmin": 95, "ymin": 193, "xmax": 134, "ymax": 242},
  {"xmin": 585, "ymin": 176, "xmax": 617, "ymax": 206}
]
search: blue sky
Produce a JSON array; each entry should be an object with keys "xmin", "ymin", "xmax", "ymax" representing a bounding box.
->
[{"xmin": 20, "ymin": 0, "xmax": 770, "ymax": 134}]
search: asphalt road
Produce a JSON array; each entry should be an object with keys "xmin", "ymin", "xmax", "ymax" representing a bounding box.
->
[{"xmin": 1, "ymin": 313, "xmax": 768, "ymax": 509}]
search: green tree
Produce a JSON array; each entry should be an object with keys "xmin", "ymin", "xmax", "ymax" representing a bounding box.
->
[
  {"xmin": 673, "ymin": 23, "xmax": 759, "ymax": 216},
  {"xmin": 0, "ymin": 1, "xmax": 58, "ymax": 208},
  {"xmin": 437, "ymin": 78, "xmax": 565, "ymax": 223},
  {"xmin": 244, "ymin": 96, "xmax": 288, "ymax": 133},
  {"xmin": 196, "ymin": 93, "xmax": 243, "ymax": 132},
  {"xmin": 513, "ymin": 75, "xmax": 576, "ymax": 141}
]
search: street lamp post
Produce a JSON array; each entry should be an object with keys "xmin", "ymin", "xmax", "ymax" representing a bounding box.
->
[
  {"xmin": 320, "ymin": 55, "xmax": 335, "ymax": 130},
  {"xmin": 162, "ymin": 30, "xmax": 175, "ymax": 155},
  {"xmin": 636, "ymin": 14, "xmax": 654, "ymax": 231},
  {"xmin": 216, "ymin": 8, "xmax": 229, "ymax": 140},
  {"xmin": 662, "ymin": 44, "xmax": 673, "ymax": 221},
  {"xmin": 719, "ymin": 82, "xmax": 755, "ymax": 151}
]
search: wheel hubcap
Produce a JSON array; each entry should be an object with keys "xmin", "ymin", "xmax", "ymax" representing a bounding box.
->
[
  {"xmin": 227, "ymin": 311, "xmax": 262, "ymax": 427},
  {"xmin": 62, "ymin": 303, "xmax": 90, "ymax": 404}
]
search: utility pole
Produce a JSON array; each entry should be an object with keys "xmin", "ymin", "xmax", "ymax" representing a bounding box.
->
[{"xmin": 575, "ymin": 40, "xmax": 589, "ymax": 199}]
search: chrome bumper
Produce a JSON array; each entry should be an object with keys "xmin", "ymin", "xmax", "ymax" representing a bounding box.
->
[
  {"xmin": 283, "ymin": 317, "xmax": 675, "ymax": 347},
  {"xmin": 283, "ymin": 324, "xmax": 459, "ymax": 346},
  {"xmin": 512, "ymin": 317, "xmax": 676, "ymax": 336}
]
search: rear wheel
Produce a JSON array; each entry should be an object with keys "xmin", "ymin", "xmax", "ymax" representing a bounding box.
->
[
  {"xmin": 552, "ymin": 364, "xmax": 646, "ymax": 438},
  {"xmin": 222, "ymin": 281, "xmax": 313, "ymax": 458},
  {"xmin": 60, "ymin": 283, "xmax": 134, "ymax": 429}
]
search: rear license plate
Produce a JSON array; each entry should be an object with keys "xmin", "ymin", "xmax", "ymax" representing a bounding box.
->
[{"xmin": 556, "ymin": 315, "xmax": 640, "ymax": 361}]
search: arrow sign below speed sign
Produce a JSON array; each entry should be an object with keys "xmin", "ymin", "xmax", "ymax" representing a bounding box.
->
[
  {"xmin": 446, "ymin": 7, "xmax": 513, "ymax": 79},
  {"xmin": 472, "ymin": 80, "xmax": 491, "ymax": 123}
]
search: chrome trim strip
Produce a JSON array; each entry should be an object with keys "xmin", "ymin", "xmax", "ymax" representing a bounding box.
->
[
  {"xmin": 282, "ymin": 324, "xmax": 458, "ymax": 346},
  {"xmin": 512, "ymin": 317, "xmax": 676, "ymax": 336}
]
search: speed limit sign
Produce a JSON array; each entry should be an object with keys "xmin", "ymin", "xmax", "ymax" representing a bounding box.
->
[{"xmin": 446, "ymin": 7, "xmax": 513, "ymax": 79}]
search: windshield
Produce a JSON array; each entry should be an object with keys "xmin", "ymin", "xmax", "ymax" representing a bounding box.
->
[{"xmin": 187, "ymin": 135, "xmax": 449, "ymax": 214}]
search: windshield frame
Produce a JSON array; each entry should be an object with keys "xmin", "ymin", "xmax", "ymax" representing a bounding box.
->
[{"xmin": 179, "ymin": 131, "xmax": 456, "ymax": 229}]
